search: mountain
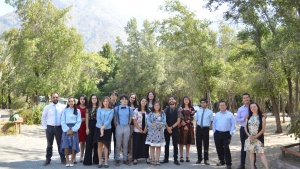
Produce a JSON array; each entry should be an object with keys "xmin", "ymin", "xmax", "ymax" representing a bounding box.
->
[{"xmin": 0, "ymin": 0, "xmax": 129, "ymax": 52}]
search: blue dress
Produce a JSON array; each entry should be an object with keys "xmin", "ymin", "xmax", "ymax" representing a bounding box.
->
[{"xmin": 145, "ymin": 112, "xmax": 166, "ymax": 146}]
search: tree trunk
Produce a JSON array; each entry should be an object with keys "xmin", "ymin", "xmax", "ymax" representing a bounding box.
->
[
  {"xmin": 295, "ymin": 69, "xmax": 299, "ymax": 115},
  {"xmin": 281, "ymin": 95, "xmax": 285, "ymax": 123},
  {"xmin": 205, "ymin": 85, "xmax": 212, "ymax": 109},
  {"xmin": 287, "ymin": 77, "xmax": 294, "ymax": 116},
  {"xmin": 270, "ymin": 95, "xmax": 283, "ymax": 133}
]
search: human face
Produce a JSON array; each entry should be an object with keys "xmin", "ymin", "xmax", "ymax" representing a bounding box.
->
[
  {"xmin": 250, "ymin": 104, "xmax": 258, "ymax": 114},
  {"xmin": 130, "ymin": 95, "xmax": 136, "ymax": 104},
  {"xmin": 168, "ymin": 97, "xmax": 176, "ymax": 105},
  {"xmin": 219, "ymin": 102, "xmax": 227, "ymax": 112},
  {"xmin": 184, "ymin": 97, "xmax": 190, "ymax": 105},
  {"xmin": 148, "ymin": 92, "xmax": 154, "ymax": 100},
  {"xmin": 120, "ymin": 97, "xmax": 128, "ymax": 106},
  {"xmin": 140, "ymin": 99, "xmax": 147, "ymax": 107},
  {"xmin": 110, "ymin": 93, "xmax": 118, "ymax": 102},
  {"xmin": 52, "ymin": 93, "xmax": 59, "ymax": 104},
  {"xmin": 68, "ymin": 98, "xmax": 75, "ymax": 108},
  {"xmin": 154, "ymin": 103, "xmax": 160, "ymax": 112},
  {"xmin": 79, "ymin": 96, "xmax": 85, "ymax": 105},
  {"xmin": 91, "ymin": 96, "xmax": 98, "ymax": 105},
  {"xmin": 200, "ymin": 101, "xmax": 207, "ymax": 109},
  {"xmin": 102, "ymin": 98, "xmax": 109, "ymax": 108},
  {"xmin": 242, "ymin": 95, "xmax": 250, "ymax": 105}
]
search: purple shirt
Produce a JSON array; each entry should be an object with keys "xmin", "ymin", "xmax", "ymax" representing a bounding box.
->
[{"xmin": 235, "ymin": 105, "xmax": 249, "ymax": 127}]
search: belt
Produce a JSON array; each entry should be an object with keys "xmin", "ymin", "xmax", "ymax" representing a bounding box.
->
[
  {"xmin": 216, "ymin": 130, "xmax": 229, "ymax": 133},
  {"xmin": 197, "ymin": 125, "xmax": 209, "ymax": 128},
  {"xmin": 47, "ymin": 125, "xmax": 61, "ymax": 128}
]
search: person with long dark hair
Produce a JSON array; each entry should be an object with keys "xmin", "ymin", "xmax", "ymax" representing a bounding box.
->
[
  {"xmin": 60, "ymin": 97, "xmax": 82, "ymax": 167},
  {"xmin": 145, "ymin": 102, "xmax": 166, "ymax": 166},
  {"xmin": 76, "ymin": 94, "xmax": 88, "ymax": 163},
  {"xmin": 109, "ymin": 91, "xmax": 119, "ymax": 159},
  {"xmin": 132, "ymin": 98, "xmax": 150, "ymax": 165},
  {"xmin": 128, "ymin": 93, "xmax": 138, "ymax": 160},
  {"xmin": 244, "ymin": 103, "xmax": 269, "ymax": 169},
  {"xmin": 178, "ymin": 96, "xmax": 195, "ymax": 163},
  {"xmin": 95, "ymin": 96, "xmax": 114, "ymax": 168},
  {"xmin": 83, "ymin": 94, "xmax": 99, "ymax": 165},
  {"xmin": 146, "ymin": 91, "xmax": 156, "ymax": 111}
]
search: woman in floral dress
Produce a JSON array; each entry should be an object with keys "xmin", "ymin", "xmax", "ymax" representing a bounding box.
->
[
  {"xmin": 145, "ymin": 102, "xmax": 166, "ymax": 166},
  {"xmin": 244, "ymin": 102, "xmax": 269, "ymax": 169}
]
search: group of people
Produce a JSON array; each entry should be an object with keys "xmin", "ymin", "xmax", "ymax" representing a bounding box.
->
[{"xmin": 41, "ymin": 91, "xmax": 269, "ymax": 169}]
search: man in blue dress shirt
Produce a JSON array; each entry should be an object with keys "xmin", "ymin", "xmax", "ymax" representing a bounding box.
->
[
  {"xmin": 114, "ymin": 94, "xmax": 133, "ymax": 166},
  {"xmin": 213, "ymin": 101, "xmax": 236, "ymax": 169},
  {"xmin": 195, "ymin": 98, "xmax": 213, "ymax": 165},
  {"xmin": 41, "ymin": 92, "xmax": 66, "ymax": 166}
]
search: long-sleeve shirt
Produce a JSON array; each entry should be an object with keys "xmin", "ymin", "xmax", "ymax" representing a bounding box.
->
[
  {"xmin": 147, "ymin": 112, "xmax": 166, "ymax": 132},
  {"xmin": 61, "ymin": 107, "xmax": 82, "ymax": 132},
  {"xmin": 195, "ymin": 108, "xmax": 214, "ymax": 127},
  {"xmin": 114, "ymin": 105, "xmax": 133, "ymax": 126},
  {"xmin": 96, "ymin": 108, "xmax": 114, "ymax": 129},
  {"xmin": 235, "ymin": 105, "xmax": 249, "ymax": 127},
  {"xmin": 41, "ymin": 103, "xmax": 65, "ymax": 129},
  {"xmin": 213, "ymin": 110, "xmax": 236, "ymax": 135}
]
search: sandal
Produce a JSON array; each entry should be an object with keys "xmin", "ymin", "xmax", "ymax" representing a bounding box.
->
[
  {"xmin": 150, "ymin": 161, "xmax": 155, "ymax": 166},
  {"xmin": 186, "ymin": 157, "xmax": 190, "ymax": 162},
  {"xmin": 146, "ymin": 158, "xmax": 150, "ymax": 164},
  {"xmin": 180, "ymin": 157, "xmax": 184, "ymax": 162},
  {"xmin": 80, "ymin": 157, "xmax": 83, "ymax": 163},
  {"xmin": 133, "ymin": 159, "xmax": 137, "ymax": 165},
  {"xmin": 156, "ymin": 161, "xmax": 160, "ymax": 166}
]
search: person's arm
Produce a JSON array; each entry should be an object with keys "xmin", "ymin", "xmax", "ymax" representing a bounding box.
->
[
  {"xmin": 129, "ymin": 107, "xmax": 133, "ymax": 125},
  {"xmin": 104, "ymin": 109, "xmax": 114, "ymax": 128},
  {"xmin": 61, "ymin": 109, "xmax": 68, "ymax": 132},
  {"xmin": 209, "ymin": 110, "xmax": 213, "ymax": 130},
  {"xmin": 147, "ymin": 113, "xmax": 153, "ymax": 130},
  {"xmin": 72, "ymin": 109, "xmax": 82, "ymax": 132},
  {"xmin": 244, "ymin": 118, "xmax": 250, "ymax": 136},
  {"xmin": 85, "ymin": 111, "xmax": 90, "ymax": 135},
  {"xmin": 41, "ymin": 106, "xmax": 48, "ymax": 129},
  {"xmin": 114, "ymin": 107, "xmax": 117, "ymax": 127},
  {"xmin": 171, "ymin": 110, "xmax": 181, "ymax": 128},
  {"xmin": 235, "ymin": 108, "xmax": 244, "ymax": 123},
  {"xmin": 96, "ymin": 108, "xmax": 101, "ymax": 128},
  {"xmin": 212, "ymin": 115, "xmax": 216, "ymax": 133},
  {"xmin": 133, "ymin": 111, "xmax": 143, "ymax": 133},
  {"xmin": 230, "ymin": 114, "xmax": 236, "ymax": 135},
  {"xmin": 255, "ymin": 117, "xmax": 266, "ymax": 138}
]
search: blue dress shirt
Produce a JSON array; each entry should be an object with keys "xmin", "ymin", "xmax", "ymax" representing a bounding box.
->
[
  {"xmin": 96, "ymin": 108, "xmax": 114, "ymax": 129},
  {"xmin": 235, "ymin": 105, "xmax": 249, "ymax": 127},
  {"xmin": 114, "ymin": 105, "xmax": 133, "ymax": 126},
  {"xmin": 147, "ymin": 112, "xmax": 166, "ymax": 132},
  {"xmin": 195, "ymin": 108, "xmax": 214, "ymax": 127},
  {"xmin": 213, "ymin": 110, "xmax": 236, "ymax": 135},
  {"xmin": 61, "ymin": 107, "xmax": 82, "ymax": 132}
]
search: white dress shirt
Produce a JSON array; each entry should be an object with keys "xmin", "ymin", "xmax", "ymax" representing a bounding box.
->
[{"xmin": 42, "ymin": 102, "xmax": 65, "ymax": 129}]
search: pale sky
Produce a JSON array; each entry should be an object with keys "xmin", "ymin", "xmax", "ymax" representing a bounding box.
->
[{"xmin": 0, "ymin": 0, "xmax": 14, "ymax": 16}]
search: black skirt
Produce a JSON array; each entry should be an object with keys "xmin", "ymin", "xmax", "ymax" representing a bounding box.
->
[
  {"xmin": 132, "ymin": 132, "xmax": 149, "ymax": 159},
  {"xmin": 94, "ymin": 128, "xmax": 112, "ymax": 149}
]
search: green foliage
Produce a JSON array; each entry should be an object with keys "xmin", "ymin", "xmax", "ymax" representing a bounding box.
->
[
  {"xmin": 287, "ymin": 115, "xmax": 300, "ymax": 140},
  {"xmin": 17, "ymin": 104, "xmax": 44, "ymax": 125},
  {"xmin": 0, "ymin": 122, "xmax": 17, "ymax": 135}
]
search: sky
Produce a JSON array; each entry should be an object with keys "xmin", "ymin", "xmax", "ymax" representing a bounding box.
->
[{"xmin": 0, "ymin": 0, "xmax": 14, "ymax": 16}]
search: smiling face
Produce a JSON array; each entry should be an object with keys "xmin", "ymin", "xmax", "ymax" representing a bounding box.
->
[
  {"xmin": 52, "ymin": 93, "xmax": 59, "ymax": 104},
  {"xmin": 184, "ymin": 97, "xmax": 190, "ymax": 105},
  {"xmin": 140, "ymin": 98, "xmax": 147, "ymax": 107},
  {"xmin": 68, "ymin": 98, "xmax": 75, "ymax": 108},
  {"xmin": 130, "ymin": 95, "xmax": 136, "ymax": 104},
  {"xmin": 91, "ymin": 95, "xmax": 98, "ymax": 105},
  {"xmin": 242, "ymin": 94, "xmax": 250, "ymax": 105},
  {"xmin": 102, "ymin": 98, "xmax": 110, "ymax": 108},
  {"xmin": 154, "ymin": 102, "xmax": 161, "ymax": 112},
  {"xmin": 120, "ymin": 97, "xmax": 128, "ymax": 106},
  {"xmin": 250, "ymin": 103, "xmax": 258, "ymax": 114},
  {"xmin": 168, "ymin": 97, "xmax": 176, "ymax": 105},
  {"xmin": 200, "ymin": 101, "xmax": 207, "ymax": 109},
  {"xmin": 79, "ymin": 96, "xmax": 86, "ymax": 105},
  {"xmin": 219, "ymin": 102, "xmax": 227, "ymax": 112},
  {"xmin": 148, "ymin": 92, "xmax": 154, "ymax": 100}
]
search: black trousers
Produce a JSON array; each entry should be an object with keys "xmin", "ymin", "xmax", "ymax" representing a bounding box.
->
[
  {"xmin": 45, "ymin": 125, "xmax": 65, "ymax": 162},
  {"xmin": 110, "ymin": 121, "xmax": 116, "ymax": 159},
  {"xmin": 196, "ymin": 126, "xmax": 209, "ymax": 161},
  {"xmin": 164, "ymin": 130, "xmax": 179, "ymax": 161},
  {"xmin": 214, "ymin": 131, "xmax": 232, "ymax": 166},
  {"xmin": 83, "ymin": 120, "xmax": 99, "ymax": 165},
  {"xmin": 240, "ymin": 127, "xmax": 256, "ymax": 165}
]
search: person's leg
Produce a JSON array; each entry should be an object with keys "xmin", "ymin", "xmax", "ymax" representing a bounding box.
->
[
  {"xmin": 249, "ymin": 152, "xmax": 255, "ymax": 169},
  {"xmin": 45, "ymin": 127, "xmax": 55, "ymax": 162},
  {"xmin": 123, "ymin": 125, "xmax": 130, "ymax": 161},
  {"xmin": 179, "ymin": 144, "xmax": 184, "ymax": 161},
  {"xmin": 98, "ymin": 142, "xmax": 103, "ymax": 165},
  {"xmin": 150, "ymin": 146, "xmax": 155, "ymax": 165},
  {"xmin": 156, "ymin": 147, "xmax": 161, "ymax": 165},
  {"xmin": 115, "ymin": 126, "xmax": 122, "ymax": 161},
  {"xmin": 93, "ymin": 142, "xmax": 99, "ymax": 164},
  {"xmin": 223, "ymin": 132, "xmax": 232, "ymax": 167},
  {"xmin": 79, "ymin": 142, "xmax": 84, "ymax": 161},
  {"xmin": 54, "ymin": 128, "xmax": 65, "ymax": 162},
  {"xmin": 64, "ymin": 148, "xmax": 70, "ymax": 165},
  {"xmin": 186, "ymin": 144, "xmax": 190, "ymax": 160},
  {"xmin": 214, "ymin": 132, "xmax": 224, "ymax": 163},
  {"xmin": 104, "ymin": 144, "xmax": 109, "ymax": 166},
  {"xmin": 259, "ymin": 153, "xmax": 269, "ymax": 169},
  {"xmin": 83, "ymin": 125, "xmax": 92, "ymax": 165},
  {"xmin": 132, "ymin": 132, "xmax": 139, "ymax": 163},
  {"xmin": 71, "ymin": 150, "xmax": 76, "ymax": 165},
  {"xmin": 196, "ymin": 126, "xmax": 203, "ymax": 162},
  {"xmin": 203, "ymin": 127, "xmax": 209, "ymax": 161},
  {"xmin": 240, "ymin": 127, "xmax": 247, "ymax": 167},
  {"xmin": 164, "ymin": 131, "xmax": 170, "ymax": 161},
  {"xmin": 172, "ymin": 134, "xmax": 179, "ymax": 161}
]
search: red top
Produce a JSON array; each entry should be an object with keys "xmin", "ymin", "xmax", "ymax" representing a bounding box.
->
[
  {"xmin": 77, "ymin": 105, "xmax": 86, "ymax": 142},
  {"xmin": 77, "ymin": 105, "xmax": 86, "ymax": 118}
]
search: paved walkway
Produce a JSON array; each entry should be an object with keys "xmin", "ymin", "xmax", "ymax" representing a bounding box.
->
[{"xmin": 0, "ymin": 117, "xmax": 298, "ymax": 169}]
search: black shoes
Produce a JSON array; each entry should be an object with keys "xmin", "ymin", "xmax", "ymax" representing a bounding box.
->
[
  {"xmin": 227, "ymin": 166, "xmax": 232, "ymax": 169},
  {"xmin": 174, "ymin": 160, "xmax": 180, "ymax": 165},
  {"xmin": 196, "ymin": 160, "xmax": 201, "ymax": 164},
  {"xmin": 114, "ymin": 160, "xmax": 120, "ymax": 166},
  {"xmin": 180, "ymin": 157, "xmax": 184, "ymax": 162},
  {"xmin": 204, "ymin": 160, "xmax": 210, "ymax": 165},
  {"xmin": 186, "ymin": 157, "xmax": 190, "ymax": 162},
  {"xmin": 237, "ymin": 165, "xmax": 245, "ymax": 169},
  {"xmin": 123, "ymin": 160, "xmax": 131, "ymax": 166},
  {"xmin": 216, "ymin": 161, "xmax": 225, "ymax": 166},
  {"xmin": 43, "ymin": 160, "xmax": 50, "ymax": 166},
  {"xmin": 161, "ymin": 159, "xmax": 169, "ymax": 163}
]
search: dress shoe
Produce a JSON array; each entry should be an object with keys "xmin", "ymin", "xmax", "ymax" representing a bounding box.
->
[
  {"xmin": 61, "ymin": 159, "xmax": 66, "ymax": 164},
  {"xmin": 43, "ymin": 160, "xmax": 50, "ymax": 166},
  {"xmin": 114, "ymin": 160, "xmax": 121, "ymax": 166},
  {"xmin": 196, "ymin": 160, "xmax": 202, "ymax": 164},
  {"xmin": 123, "ymin": 160, "xmax": 131, "ymax": 166},
  {"xmin": 204, "ymin": 160, "xmax": 210, "ymax": 165},
  {"xmin": 237, "ymin": 165, "xmax": 245, "ymax": 169},
  {"xmin": 174, "ymin": 160, "xmax": 180, "ymax": 165},
  {"xmin": 161, "ymin": 159, "xmax": 169, "ymax": 163},
  {"xmin": 227, "ymin": 166, "xmax": 232, "ymax": 169},
  {"xmin": 216, "ymin": 161, "xmax": 225, "ymax": 166}
]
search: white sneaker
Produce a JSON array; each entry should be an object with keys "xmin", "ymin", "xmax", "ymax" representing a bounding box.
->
[{"xmin": 65, "ymin": 164, "xmax": 70, "ymax": 167}]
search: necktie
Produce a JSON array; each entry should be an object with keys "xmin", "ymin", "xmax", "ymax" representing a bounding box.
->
[
  {"xmin": 121, "ymin": 107, "xmax": 126, "ymax": 109},
  {"xmin": 200, "ymin": 109, "xmax": 204, "ymax": 127},
  {"xmin": 55, "ymin": 105, "xmax": 58, "ymax": 126}
]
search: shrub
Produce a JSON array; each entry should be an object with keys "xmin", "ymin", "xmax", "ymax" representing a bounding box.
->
[
  {"xmin": 11, "ymin": 97, "xmax": 28, "ymax": 109},
  {"xmin": 17, "ymin": 104, "xmax": 45, "ymax": 125},
  {"xmin": 0, "ymin": 122, "xmax": 17, "ymax": 135},
  {"xmin": 287, "ymin": 115, "xmax": 300, "ymax": 140}
]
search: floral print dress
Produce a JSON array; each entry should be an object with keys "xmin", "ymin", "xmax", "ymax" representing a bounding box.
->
[
  {"xmin": 145, "ymin": 112, "xmax": 166, "ymax": 146},
  {"xmin": 244, "ymin": 115, "xmax": 264, "ymax": 153}
]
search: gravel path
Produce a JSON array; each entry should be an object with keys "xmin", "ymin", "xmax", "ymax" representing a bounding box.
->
[{"xmin": 0, "ymin": 117, "xmax": 298, "ymax": 169}]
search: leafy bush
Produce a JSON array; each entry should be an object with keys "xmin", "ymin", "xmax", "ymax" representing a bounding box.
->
[
  {"xmin": 287, "ymin": 115, "xmax": 300, "ymax": 140},
  {"xmin": 17, "ymin": 104, "xmax": 45, "ymax": 125},
  {"xmin": 0, "ymin": 122, "xmax": 17, "ymax": 135},
  {"xmin": 11, "ymin": 97, "xmax": 28, "ymax": 109}
]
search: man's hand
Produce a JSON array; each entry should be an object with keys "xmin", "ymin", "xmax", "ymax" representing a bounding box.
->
[{"xmin": 244, "ymin": 115, "xmax": 249, "ymax": 121}]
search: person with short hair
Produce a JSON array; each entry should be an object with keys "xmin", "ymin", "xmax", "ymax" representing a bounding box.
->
[
  {"xmin": 195, "ymin": 98, "xmax": 213, "ymax": 165},
  {"xmin": 213, "ymin": 101, "xmax": 236, "ymax": 169},
  {"xmin": 114, "ymin": 95, "xmax": 133, "ymax": 166},
  {"xmin": 109, "ymin": 91, "xmax": 119, "ymax": 159},
  {"xmin": 41, "ymin": 92, "xmax": 66, "ymax": 166}
]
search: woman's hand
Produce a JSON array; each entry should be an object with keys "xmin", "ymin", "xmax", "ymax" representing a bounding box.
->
[
  {"xmin": 67, "ymin": 129, "xmax": 73, "ymax": 137},
  {"xmin": 152, "ymin": 123, "xmax": 156, "ymax": 127},
  {"xmin": 181, "ymin": 121, "xmax": 186, "ymax": 126},
  {"xmin": 184, "ymin": 126, "xmax": 189, "ymax": 130},
  {"xmin": 82, "ymin": 118, "xmax": 85, "ymax": 122},
  {"xmin": 86, "ymin": 128, "xmax": 90, "ymax": 135},
  {"xmin": 249, "ymin": 135, "xmax": 257, "ymax": 140}
]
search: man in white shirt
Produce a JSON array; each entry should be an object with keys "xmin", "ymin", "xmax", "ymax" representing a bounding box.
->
[{"xmin": 41, "ymin": 93, "xmax": 66, "ymax": 166}]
